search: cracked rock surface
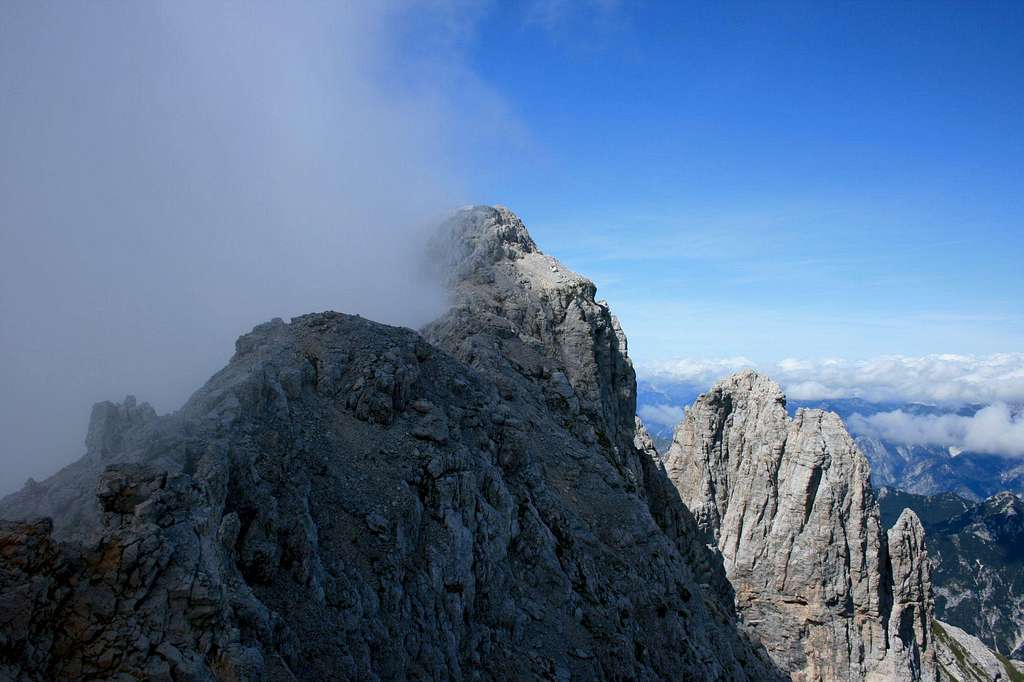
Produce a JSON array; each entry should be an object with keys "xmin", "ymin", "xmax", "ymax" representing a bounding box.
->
[
  {"xmin": 0, "ymin": 207, "xmax": 779, "ymax": 680},
  {"xmin": 665, "ymin": 369, "xmax": 937, "ymax": 681}
]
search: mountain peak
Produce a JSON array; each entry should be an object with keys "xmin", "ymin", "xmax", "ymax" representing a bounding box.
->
[
  {"xmin": 0, "ymin": 209, "xmax": 781, "ymax": 680},
  {"xmin": 664, "ymin": 371, "xmax": 936, "ymax": 679},
  {"xmin": 432, "ymin": 205, "xmax": 595, "ymax": 302},
  {"xmin": 705, "ymin": 369, "xmax": 786, "ymax": 407},
  {"xmin": 986, "ymin": 490, "xmax": 1022, "ymax": 511},
  {"xmin": 433, "ymin": 205, "xmax": 537, "ymax": 273}
]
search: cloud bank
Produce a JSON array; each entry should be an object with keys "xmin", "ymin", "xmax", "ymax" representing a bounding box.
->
[
  {"xmin": 642, "ymin": 357, "xmax": 757, "ymax": 392},
  {"xmin": 641, "ymin": 353, "xmax": 1024, "ymax": 455},
  {"xmin": 0, "ymin": 2, "xmax": 507, "ymax": 493},
  {"xmin": 642, "ymin": 353, "xmax": 1024, "ymax": 406},
  {"xmin": 848, "ymin": 404, "xmax": 1024, "ymax": 457}
]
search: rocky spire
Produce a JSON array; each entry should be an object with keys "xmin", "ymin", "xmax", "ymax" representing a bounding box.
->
[
  {"xmin": 664, "ymin": 369, "xmax": 937, "ymax": 681},
  {"xmin": 885, "ymin": 509, "xmax": 935, "ymax": 680}
]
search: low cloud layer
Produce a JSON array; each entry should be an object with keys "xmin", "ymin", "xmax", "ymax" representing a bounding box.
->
[
  {"xmin": 640, "ymin": 354, "xmax": 1024, "ymax": 455},
  {"xmin": 848, "ymin": 404, "xmax": 1024, "ymax": 457},
  {"xmin": 643, "ymin": 353, "xmax": 1024, "ymax": 406},
  {"xmin": 642, "ymin": 357, "xmax": 757, "ymax": 392}
]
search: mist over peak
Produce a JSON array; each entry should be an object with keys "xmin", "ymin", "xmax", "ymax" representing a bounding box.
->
[{"xmin": 0, "ymin": 2, "xmax": 501, "ymax": 493}]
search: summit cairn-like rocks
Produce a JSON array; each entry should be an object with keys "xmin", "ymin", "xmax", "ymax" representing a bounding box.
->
[{"xmin": 664, "ymin": 369, "xmax": 937, "ymax": 681}]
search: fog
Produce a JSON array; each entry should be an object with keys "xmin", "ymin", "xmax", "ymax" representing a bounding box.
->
[{"xmin": 0, "ymin": 3, "xmax": 478, "ymax": 493}]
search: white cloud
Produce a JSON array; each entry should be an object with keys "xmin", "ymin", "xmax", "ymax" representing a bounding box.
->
[
  {"xmin": 784, "ymin": 381, "xmax": 846, "ymax": 400},
  {"xmin": 638, "ymin": 403, "xmax": 685, "ymax": 428},
  {"xmin": 643, "ymin": 357, "xmax": 755, "ymax": 388},
  {"xmin": 641, "ymin": 353, "xmax": 1024, "ymax": 406},
  {"xmin": 848, "ymin": 404, "xmax": 1024, "ymax": 457}
]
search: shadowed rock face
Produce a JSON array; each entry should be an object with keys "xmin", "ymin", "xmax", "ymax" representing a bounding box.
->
[
  {"xmin": 0, "ymin": 207, "xmax": 780, "ymax": 680},
  {"xmin": 664, "ymin": 369, "xmax": 937, "ymax": 681}
]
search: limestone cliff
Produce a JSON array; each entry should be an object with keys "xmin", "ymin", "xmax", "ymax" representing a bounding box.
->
[{"xmin": 664, "ymin": 369, "xmax": 937, "ymax": 680}]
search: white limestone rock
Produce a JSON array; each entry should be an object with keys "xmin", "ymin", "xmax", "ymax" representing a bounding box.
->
[{"xmin": 665, "ymin": 369, "xmax": 937, "ymax": 681}]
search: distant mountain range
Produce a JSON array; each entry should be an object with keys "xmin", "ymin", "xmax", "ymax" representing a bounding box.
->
[
  {"xmin": 635, "ymin": 378, "xmax": 703, "ymax": 448},
  {"xmin": 790, "ymin": 398, "xmax": 1024, "ymax": 501}
]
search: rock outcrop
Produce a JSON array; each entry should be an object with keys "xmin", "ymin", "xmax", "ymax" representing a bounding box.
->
[
  {"xmin": 0, "ymin": 207, "xmax": 780, "ymax": 680},
  {"xmin": 0, "ymin": 396, "xmax": 160, "ymax": 542},
  {"xmin": 887, "ymin": 509, "xmax": 936, "ymax": 680},
  {"xmin": 664, "ymin": 369, "xmax": 937, "ymax": 681}
]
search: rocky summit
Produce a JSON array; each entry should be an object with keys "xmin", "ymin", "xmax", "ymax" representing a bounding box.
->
[
  {"xmin": 664, "ymin": 370, "xmax": 937, "ymax": 681},
  {"xmin": 0, "ymin": 207, "xmax": 779, "ymax": 680}
]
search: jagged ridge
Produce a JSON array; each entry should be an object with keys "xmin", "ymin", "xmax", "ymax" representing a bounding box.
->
[{"xmin": 0, "ymin": 207, "xmax": 780, "ymax": 680}]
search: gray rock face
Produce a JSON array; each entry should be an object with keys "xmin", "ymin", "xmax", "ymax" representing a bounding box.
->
[
  {"xmin": 664, "ymin": 369, "xmax": 937, "ymax": 681},
  {"xmin": 0, "ymin": 207, "xmax": 779, "ymax": 680}
]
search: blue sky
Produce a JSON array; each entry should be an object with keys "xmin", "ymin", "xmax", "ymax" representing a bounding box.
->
[
  {"xmin": 1, "ymin": 1, "xmax": 1022, "ymax": 490},
  {"xmin": 425, "ymin": 1, "xmax": 1024, "ymax": 366}
]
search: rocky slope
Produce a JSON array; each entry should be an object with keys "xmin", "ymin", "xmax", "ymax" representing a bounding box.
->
[
  {"xmin": 933, "ymin": 620, "xmax": 1024, "ymax": 682},
  {"xmin": 0, "ymin": 207, "xmax": 779, "ymax": 680},
  {"xmin": 664, "ymin": 370, "xmax": 937, "ymax": 681},
  {"xmin": 880, "ymin": 488, "xmax": 1024, "ymax": 660}
]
